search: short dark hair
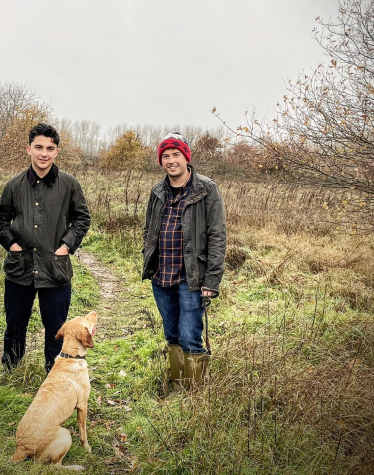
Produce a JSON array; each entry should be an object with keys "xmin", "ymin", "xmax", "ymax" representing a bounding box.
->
[{"xmin": 29, "ymin": 123, "xmax": 60, "ymax": 146}]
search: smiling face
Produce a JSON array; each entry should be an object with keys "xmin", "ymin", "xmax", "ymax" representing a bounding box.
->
[
  {"xmin": 27, "ymin": 135, "xmax": 59, "ymax": 177},
  {"xmin": 161, "ymin": 148, "xmax": 189, "ymax": 185}
]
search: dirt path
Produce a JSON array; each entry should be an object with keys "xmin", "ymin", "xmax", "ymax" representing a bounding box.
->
[
  {"xmin": 75, "ymin": 248, "xmax": 131, "ymax": 337},
  {"xmin": 25, "ymin": 249, "xmax": 127, "ymax": 353},
  {"xmin": 76, "ymin": 248, "xmax": 123, "ymax": 302}
]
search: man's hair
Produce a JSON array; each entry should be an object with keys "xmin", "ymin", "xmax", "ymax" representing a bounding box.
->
[{"xmin": 29, "ymin": 123, "xmax": 60, "ymax": 146}]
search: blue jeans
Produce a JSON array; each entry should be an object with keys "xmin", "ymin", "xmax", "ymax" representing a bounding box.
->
[
  {"xmin": 152, "ymin": 281, "xmax": 205, "ymax": 353},
  {"xmin": 2, "ymin": 279, "xmax": 71, "ymax": 372}
]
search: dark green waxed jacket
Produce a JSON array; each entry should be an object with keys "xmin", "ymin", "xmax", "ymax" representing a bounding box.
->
[
  {"xmin": 142, "ymin": 165, "xmax": 226, "ymax": 294},
  {"xmin": 0, "ymin": 168, "xmax": 90, "ymax": 288}
]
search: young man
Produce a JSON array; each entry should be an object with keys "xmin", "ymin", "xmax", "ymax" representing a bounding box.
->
[
  {"xmin": 142, "ymin": 132, "xmax": 226, "ymax": 393},
  {"xmin": 0, "ymin": 123, "xmax": 90, "ymax": 373}
]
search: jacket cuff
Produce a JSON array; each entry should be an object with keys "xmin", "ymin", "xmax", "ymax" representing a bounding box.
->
[
  {"xmin": 202, "ymin": 277, "xmax": 221, "ymax": 297},
  {"xmin": 1, "ymin": 230, "xmax": 17, "ymax": 252},
  {"xmin": 62, "ymin": 229, "xmax": 77, "ymax": 254},
  {"xmin": 201, "ymin": 286, "xmax": 219, "ymax": 298}
]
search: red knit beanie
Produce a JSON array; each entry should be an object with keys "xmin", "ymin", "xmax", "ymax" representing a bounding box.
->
[{"xmin": 157, "ymin": 132, "xmax": 191, "ymax": 165}]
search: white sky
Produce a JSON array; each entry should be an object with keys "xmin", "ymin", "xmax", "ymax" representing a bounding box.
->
[{"xmin": 0, "ymin": 0, "xmax": 339, "ymax": 132}]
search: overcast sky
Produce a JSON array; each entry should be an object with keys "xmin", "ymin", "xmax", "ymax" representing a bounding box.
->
[{"xmin": 0, "ymin": 0, "xmax": 339, "ymax": 132}]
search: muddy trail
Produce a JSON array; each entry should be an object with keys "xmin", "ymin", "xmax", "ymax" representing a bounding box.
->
[
  {"xmin": 25, "ymin": 248, "xmax": 142, "ymax": 355},
  {"xmin": 76, "ymin": 247, "xmax": 124, "ymax": 322}
]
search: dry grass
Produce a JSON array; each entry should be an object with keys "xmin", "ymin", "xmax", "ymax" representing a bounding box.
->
[{"xmin": 1, "ymin": 165, "xmax": 374, "ymax": 473}]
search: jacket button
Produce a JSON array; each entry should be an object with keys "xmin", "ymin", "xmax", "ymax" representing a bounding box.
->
[
  {"xmin": 35, "ymin": 202, "xmax": 39, "ymax": 206},
  {"xmin": 36, "ymin": 180, "xmax": 40, "ymax": 184},
  {"xmin": 34, "ymin": 270, "xmax": 38, "ymax": 274},
  {"xmin": 34, "ymin": 225, "xmax": 38, "ymax": 228},
  {"xmin": 34, "ymin": 248, "xmax": 37, "ymax": 252}
]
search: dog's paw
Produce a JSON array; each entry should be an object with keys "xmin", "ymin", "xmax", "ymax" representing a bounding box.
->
[
  {"xmin": 80, "ymin": 441, "xmax": 92, "ymax": 452},
  {"xmin": 9, "ymin": 452, "xmax": 26, "ymax": 463},
  {"xmin": 63, "ymin": 464, "xmax": 85, "ymax": 471}
]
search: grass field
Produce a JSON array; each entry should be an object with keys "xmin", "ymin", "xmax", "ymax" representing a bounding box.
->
[{"xmin": 0, "ymin": 167, "xmax": 373, "ymax": 474}]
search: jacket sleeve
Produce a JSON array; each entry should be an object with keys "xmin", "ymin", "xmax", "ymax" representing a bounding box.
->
[
  {"xmin": 0, "ymin": 182, "xmax": 17, "ymax": 251},
  {"xmin": 202, "ymin": 182, "xmax": 226, "ymax": 294},
  {"xmin": 143, "ymin": 190, "xmax": 153, "ymax": 248},
  {"xmin": 62, "ymin": 180, "xmax": 91, "ymax": 254}
]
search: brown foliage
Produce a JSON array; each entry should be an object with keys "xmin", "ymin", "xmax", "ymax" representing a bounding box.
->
[
  {"xmin": 55, "ymin": 128, "xmax": 84, "ymax": 168},
  {"xmin": 190, "ymin": 132, "xmax": 223, "ymax": 174},
  {"xmin": 0, "ymin": 83, "xmax": 83, "ymax": 174},
  {"xmin": 101, "ymin": 130, "xmax": 143, "ymax": 171},
  {"xmin": 0, "ymin": 83, "xmax": 50, "ymax": 172}
]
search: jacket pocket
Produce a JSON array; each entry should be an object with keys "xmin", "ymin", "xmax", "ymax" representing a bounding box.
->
[
  {"xmin": 3, "ymin": 251, "xmax": 26, "ymax": 278},
  {"xmin": 52, "ymin": 255, "xmax": 73, "ymax": 284}
]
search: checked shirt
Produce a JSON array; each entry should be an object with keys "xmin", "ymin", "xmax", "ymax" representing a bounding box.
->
[{"xmin": 152, "ymin": 174, "xmax": 192, "ymax": 287}]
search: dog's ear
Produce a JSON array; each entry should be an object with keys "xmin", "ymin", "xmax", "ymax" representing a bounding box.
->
[
  {"xmin": 79, "ymin": 327, "xmax": 94, "ymax": 348},
  {"xmin": 55, "ymin": 324, "xmax": 65, "ymax": 340}
]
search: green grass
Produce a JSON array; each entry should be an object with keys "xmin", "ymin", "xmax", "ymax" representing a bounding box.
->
[
  {"xmin": 80, "ymin": 231, "xmax": 374, "ymax": 473},
  {"xmin": 1, "ymin": 218, "xmax": 374, "ymax": 473},
  {"xmin": 0, "ymin": 252, "xmax": 101, "ymax": 474}
]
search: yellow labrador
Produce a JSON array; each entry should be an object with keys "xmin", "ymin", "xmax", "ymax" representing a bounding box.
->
[{"xmin": 11, "ymin": 311, "xmax": 97, "ymax": 471}]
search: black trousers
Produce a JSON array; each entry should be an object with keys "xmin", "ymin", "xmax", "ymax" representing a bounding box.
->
[{"xmin": 2, "ymin": 279, "xmax": 71, "ymax": 372}]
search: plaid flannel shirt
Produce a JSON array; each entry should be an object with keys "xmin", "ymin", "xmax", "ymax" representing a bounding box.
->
[{"xmin": 152, "ymin": 174, "xmax": 192, "ymax": 287}]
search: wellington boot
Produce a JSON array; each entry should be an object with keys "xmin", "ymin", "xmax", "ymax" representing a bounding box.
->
[
  {"xmin": 183, "ymin": 352, "xmax": 210, "ymax": 390},
  {"xmin": 168, "ymin": 344, "xmax": 184, "ymax": 395}
]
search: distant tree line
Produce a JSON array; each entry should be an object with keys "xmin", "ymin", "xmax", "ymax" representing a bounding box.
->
[
  {"xmin": 1, "ymin": 0, "xmax": 373, "ymax": 231},
  {"xmin": 0, "ymin": 87, "xmax": 274, "ymax": 178}
]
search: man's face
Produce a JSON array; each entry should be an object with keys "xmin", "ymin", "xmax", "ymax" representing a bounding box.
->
[
  {"xmin": 27, "ymin": 135, "xmax": 59, "ymax": 177},
  {"xmin": 161, "ymin": 148, "xmax": 188, "ymax": 180}
]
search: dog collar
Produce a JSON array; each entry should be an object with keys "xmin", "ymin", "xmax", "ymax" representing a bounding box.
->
[{"xmin": 60, "ymin": 352, "xmax": 86, "ymax": 360}]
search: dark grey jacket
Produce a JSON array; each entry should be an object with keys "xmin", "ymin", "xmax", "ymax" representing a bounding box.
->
[
  {"xmin": 142, "ymin": 166, "xmax": 226, "ymax": 294},
  {"xmin": 0, "ymin": 168, "xmax": 90, "ymax": 288}
]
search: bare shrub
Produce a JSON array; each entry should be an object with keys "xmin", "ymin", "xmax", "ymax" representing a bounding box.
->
[
  {"xmin": 0, "ymin": 83, "xmax": 50, "ymax": 172},
  {"xmin": 222, "ymin": 0, "xmax": 374, "ymax": 230},
  {"xmin": 225, "ymin": 245, "xmax": 248, "ymax": 270}
]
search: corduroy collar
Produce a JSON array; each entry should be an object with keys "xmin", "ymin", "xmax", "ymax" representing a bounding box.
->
[{"xmin": 27, "ymin": 163, "xmax": 59, "ymax": 187}]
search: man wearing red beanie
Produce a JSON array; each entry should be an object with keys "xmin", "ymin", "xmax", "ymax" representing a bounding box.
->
[{"xmin": 142, "ymin": 132, "xmax": 226, "ymax": 395}]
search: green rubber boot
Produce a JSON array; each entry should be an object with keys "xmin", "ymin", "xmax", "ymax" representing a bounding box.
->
[
  {"xmin": 168, "ymin": 344, "xmax": 184, "ymax": 394},
  {"xmin": 183, "ymin": 352, "xmax": 210, "ymax": 390}
]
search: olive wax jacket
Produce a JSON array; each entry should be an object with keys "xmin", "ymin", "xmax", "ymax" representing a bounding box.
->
[
  {"xmin": 0, "ymin": 167, "xmax": 90, "ymax": 288},
  {"xmin": 142, "ymin": 166, "xmax": 226, "ymax": 294}
]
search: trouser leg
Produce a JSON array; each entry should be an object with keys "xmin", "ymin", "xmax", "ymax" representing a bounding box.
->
[
  {"xmin": 152, "ymin": 282, "xmax": 180, "ymax": 345},
  {"xmin": 177, "ymin": 282, "xmax": 205, "ymax": 353},
  {"xmin": 2, "ymin": 280, "xmax": 36, "ymax": 369},
  {"xmin": 152, "ymin": 281, "xmax": 208, "ymax": 391},
  {"xmin": 177, "ymin": 282, "xmax": 209, "ymax": 387},
  {"xmin": 38, "ymin": 284, "xmax": 71, "ymax": 373},
  {"xmin": 152, "ymin": 281, "xmax": 205, "ymax": 353}
]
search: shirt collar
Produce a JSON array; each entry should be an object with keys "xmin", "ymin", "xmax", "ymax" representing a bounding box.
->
[
  {"xmin": 27, "ymin": 163, "xmax": 59, "ymax": 187},
  {"xmin": 165, "ymin": 168, "xmax": 192, "ymax": 193}
]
